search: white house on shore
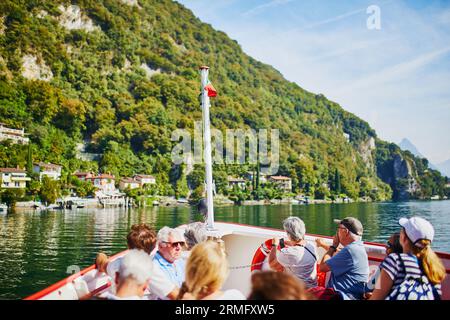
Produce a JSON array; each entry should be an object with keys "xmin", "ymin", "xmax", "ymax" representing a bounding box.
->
[
  {"xmin": 268, "ymin": 175, "xmax": 292, "ymax": 192},
  {"xmin": 244, "ymin": 172, "xmax": 268, "ymax": 185},
  {"xmin": 33, "ymin": 162, "xmax": 62, "ymax": 181},
  {"xmin": 119, "ymin": 175, "xmax": 156, "ymax": 191},
  {"xmin": 119, "ymin": 178, "xmax": 140, "ymax": 191},
  {"xmin": 0, "ymin": 168, "xmax": 31, "ymax": 189},
  {"xmin": 0, "ymin": 123, "xmax": 29, "ymax": 145},
  {"xmin": 87, "ymin": 174, "xmax": 116, "ymax": 193},
  {"xmin": 73, "ymin": 172, "xmax": 116, "ymax": 193},
  {"xmin": 227, "ymin": 176, "xmax": 246, "ymax": 190},
  {"xmin": 133, "ymin": 174, "xmax": 156, "ymax": 187}
]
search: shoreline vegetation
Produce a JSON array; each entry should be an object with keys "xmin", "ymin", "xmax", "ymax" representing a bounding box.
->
[
  {"xmin": 7, "ymin": 198, "xmax": 357, "ymax": 211},
  {"xmin": 10, "ymin": 192, "xmax": 449, "ymax": 212},
  {"xmin": 1, "ymin": 156, "xmax": 449, "ymax": 212}
]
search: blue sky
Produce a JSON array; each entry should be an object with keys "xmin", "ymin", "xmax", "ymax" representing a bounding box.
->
[{"xmin": 177, "ymin": 0, "xmax": 450, "ymax": 164}]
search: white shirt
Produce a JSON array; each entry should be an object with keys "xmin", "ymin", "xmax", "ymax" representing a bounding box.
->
[
  {"xmin": 180, "ymin": 250, "xmax": 191, "ymax": 262},
  {"xmin": 106, "ymin": 256, "xmax": 123, "ymax": 280},
  {"xmin": 276, "ymin": 242, "xmax": 318, "ymax": 288},
  {"xmin": 105, "ymin": 252, "xmax": 175, "ymax": 300},
  {"xmin": 144, "ymin": 260, "xmax": 177, "ymax": 300}
]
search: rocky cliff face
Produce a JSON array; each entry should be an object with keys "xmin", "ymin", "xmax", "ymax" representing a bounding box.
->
[
  {"xmin": 21, "ymin": 54, "xmax": 53, "ymax": 81},
  {"xmin": 58, "ymin": 5, "xmax": 99, "ymax": 32},
  {"xmin": 358, "ymin": 137, "xmax": 376, "ymax": 170},
  {"xmin": 392, "ymin": 153, "xmax": 420, "ymax": 200}
]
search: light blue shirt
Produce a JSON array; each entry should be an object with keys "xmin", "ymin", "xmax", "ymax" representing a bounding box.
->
[
  {"xmin": 326, "ymin": 240, "xmax": 369, "ymax": 299},
  {"xmin": 153, "ymin": 251, "xmax": 186, "ymax": 287}
]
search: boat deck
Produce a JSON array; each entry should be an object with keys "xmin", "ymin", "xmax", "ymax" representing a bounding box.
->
[{"xmin": 25, "ymin": 222, "xmax": 450, "ymax": 300}]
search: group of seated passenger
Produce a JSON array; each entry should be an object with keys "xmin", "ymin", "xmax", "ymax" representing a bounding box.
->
[
  {"xmin": 94, "ymin": 213, "xmax": 445, "ymax": 300},
  {"xmin": 270, "ymin": 215, "xmax": 445, "ymax": 300}
]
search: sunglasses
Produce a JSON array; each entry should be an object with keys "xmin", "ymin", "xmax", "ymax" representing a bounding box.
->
[
  {"xmin": 386, "ymin": 241, "xmax": 393, "ymax": 248},
  {"xmin": 164, "ymin": 241, "xmax": 185, "ymax": 248}
]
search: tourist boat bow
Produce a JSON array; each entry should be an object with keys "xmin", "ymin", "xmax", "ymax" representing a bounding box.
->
[{"xmin": 24, "ymin": 221, "xmax": 450, "ymax": 300}]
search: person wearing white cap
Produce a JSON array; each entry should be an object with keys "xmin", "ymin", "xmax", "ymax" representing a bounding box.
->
[{"xmin": 370, "ymin": 216, "xmax": 446, "ymax": 300}]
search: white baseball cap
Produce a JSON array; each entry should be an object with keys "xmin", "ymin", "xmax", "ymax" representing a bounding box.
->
[{"xmin": 399, "ymin": 216, "xmax": 434, "ymax": 248}]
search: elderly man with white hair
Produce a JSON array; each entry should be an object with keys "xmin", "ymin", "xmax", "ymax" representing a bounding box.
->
[
  {"xmin": 316, "ymin": 217, "xmax": 369, "ymax": 300},
  {"xmin": 104, "ymin": 249, "xmax": 153, "ymax": 300},
  {"xmin": 146, "ymin": 226, "xmax": 186, "ymax": 300},
  {"xmin": 268, "ymin": 216, "xmax": 318, "ymax": 288}
]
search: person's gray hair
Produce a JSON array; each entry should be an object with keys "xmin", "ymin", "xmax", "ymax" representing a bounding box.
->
[
  {"xmin": 119, "ymin": 249, "xmax": 153, "ymax": 285},
  {"xmin": 157, "ymin": 226, "xmax": 184, "ymax": 243},
  {"xmin": 283, "ymin": 217, "xmax": 306, "ymax": 241},
  {"xmin": 184, "ymin": 222, "xmax": 207, "ymax": 250}
]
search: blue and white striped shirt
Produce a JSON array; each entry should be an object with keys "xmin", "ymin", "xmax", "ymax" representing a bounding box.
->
[{"xmin": 380, "ymin": 253, "xmax": 442, "ymax": 297}]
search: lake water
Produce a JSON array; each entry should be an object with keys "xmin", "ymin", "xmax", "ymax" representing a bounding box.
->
[{"xmin": 0, "ymin": 200, "xmax": 449, "ymax": 299}]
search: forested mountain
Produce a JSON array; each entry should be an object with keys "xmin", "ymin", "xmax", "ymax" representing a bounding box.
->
[{"xmin": 0, "ymin": 0, "xmax": 447, "ymax": 201}]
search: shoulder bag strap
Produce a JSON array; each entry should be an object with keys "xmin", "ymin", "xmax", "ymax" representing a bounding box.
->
[{"xmin": 296, "ymin": 243, "xmax": 317, "ymax": 261}]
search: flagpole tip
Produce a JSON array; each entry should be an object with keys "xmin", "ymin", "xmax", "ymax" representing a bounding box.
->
[{"xmin": 199, "ymin": 65, "xmax": 209, "ymax": 70}]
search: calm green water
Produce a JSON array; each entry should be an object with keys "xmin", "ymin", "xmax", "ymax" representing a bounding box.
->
[{"xmin": 0, "ymin": 200, "xmax": 449, "ymax": 299}]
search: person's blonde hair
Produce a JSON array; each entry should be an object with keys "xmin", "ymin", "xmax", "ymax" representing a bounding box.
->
[
  {"xmin": 411, "ymin": 239, "xmax": 446, "ymax": 285},
  {"xmin": 179, "ymin": 240, "xmax": 228, "ymax": 299}
]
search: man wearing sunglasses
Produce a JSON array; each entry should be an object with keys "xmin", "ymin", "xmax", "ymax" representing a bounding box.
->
[{"xmin": 147, "ymin": 226, "xmax": 187, "ymax": 300}]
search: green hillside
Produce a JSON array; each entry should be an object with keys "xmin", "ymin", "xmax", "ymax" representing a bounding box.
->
[{"xmin": 0, "ymin": 0, "xmax": 447, "ymax": 202}]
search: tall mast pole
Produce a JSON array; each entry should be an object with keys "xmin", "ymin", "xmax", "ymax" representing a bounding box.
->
[{"xmin": 200, "ymin": 66, "xmax": 215, "ymax": 230}]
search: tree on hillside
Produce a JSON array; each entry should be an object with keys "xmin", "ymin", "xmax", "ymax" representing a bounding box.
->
[
  {"xmin": 334, "ymin": 168, "xmax": 341, "ymax": 196},
  {"xmin": 315, "ymin": 184, "xmax": 331, "ymax": 200},
  {"xmin": 1, "ymin": 188, "xmax": 25, "ymax": 210},
  {"xmin": 294, "ymin": 158, "xmax": 316, "ymax": 195},
  {"xmin": 187, "ymin": 165, "xmax": 205, "ymax": 191},
  {"xmin": 27, "ymin": 180, "xmax": 41, "ymax": 200},
  {"xmin": 39, "ymin": 176, "xmax": 61, "ymax": 205},
  {"xmin": 26, "ymin": 144, "xmax": 33, "ymax": 175}
]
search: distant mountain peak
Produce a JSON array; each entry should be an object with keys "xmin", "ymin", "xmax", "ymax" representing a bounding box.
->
[
  {"xmin": 398, "ymin": 138, "xmax": 450, "ymax": 177},
  {"xmin": 398, "ymin": 138, "xmax": 424, "ymax": 158}
]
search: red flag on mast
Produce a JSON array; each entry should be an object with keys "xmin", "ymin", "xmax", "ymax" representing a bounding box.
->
[{"xmin": 204, "ymin": 80, "xmax": 217, "ymax": 97}]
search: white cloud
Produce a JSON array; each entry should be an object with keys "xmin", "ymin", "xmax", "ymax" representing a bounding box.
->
[
  {"xmin": 242, "ymin": 0, "xmax": 295, "ymax": 17},
  {"xmin": 337, "ymin": 46, "xmax": 450, "ymax": 95},
  {"xmin": 296, "ymin": 7, "xmax": 366, "ymax": 31}
]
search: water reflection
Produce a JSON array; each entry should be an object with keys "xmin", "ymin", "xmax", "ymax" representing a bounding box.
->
[{"xmin": 0, "ymin": 200, "xmax": 449, "ymax": 299}]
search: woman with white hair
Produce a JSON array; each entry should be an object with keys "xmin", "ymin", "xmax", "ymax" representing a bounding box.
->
[
  {"xmin": 104, "ymin": 249, "xmax": 153, "ymax": 300},
  {"xmin": 184, "ymin": 222, "xmax": 207, "ymax": 251},
  {"xmin": 180, "ymin": 222, "xmax": 208, "ymax": 263},
  {"xmin": 268, "ymin": 216, "xmax": 318, "ymax": 288}
]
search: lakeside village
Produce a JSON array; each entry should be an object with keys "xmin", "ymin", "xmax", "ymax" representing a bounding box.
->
[{"xmin": 1, "ymin": 123, "xmax": 449, "ymax": 212}]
